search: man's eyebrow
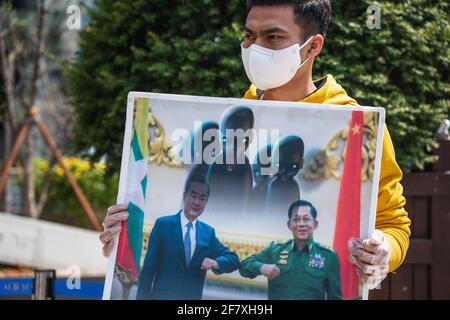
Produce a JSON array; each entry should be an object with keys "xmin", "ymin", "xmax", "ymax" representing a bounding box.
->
[
  {"xmin": 243, "ymin": 26, "xmax": 254, "ymax": 33},
  {"xmin": 262, "ymin": 27, "xmax": 288, "ymax": 34},
  {"xmin": 243, "ymin": 26, "xmax": 288, "ymax": 35}
]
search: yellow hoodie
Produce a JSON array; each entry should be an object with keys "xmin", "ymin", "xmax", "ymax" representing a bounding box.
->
[{"xmin": 243, "ymin": 74, "xmax": 411, "ymax": 273}]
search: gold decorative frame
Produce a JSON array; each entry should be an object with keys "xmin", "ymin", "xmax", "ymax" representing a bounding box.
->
[
  {"xmin": 302, "ymin": 112, "xmax": 378, "ymax": 182},
  {"xmin": 145, "ymin": 104, "xmax": 182, "ymax": 168}
]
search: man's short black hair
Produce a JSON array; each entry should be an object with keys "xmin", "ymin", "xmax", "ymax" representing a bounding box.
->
[
  {"xmin": 184, "ymin": 173, "xmax": 210, "ymax": 197},
  {"xmin": 288, "ymin": 200, "xmax": 318, "ymax": 220},
  {"xmin": 246, "ymin": 0, "xmax": 332, "ymax": 40}
]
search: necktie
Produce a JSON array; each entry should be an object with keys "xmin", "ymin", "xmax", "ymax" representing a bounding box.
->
[{"xmin": 184, "ymin": 222, "xmax": 193, "ymax": 266}]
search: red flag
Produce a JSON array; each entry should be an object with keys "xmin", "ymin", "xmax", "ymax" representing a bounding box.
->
[
  {"xmin": 116, "ymin": 221, "xmax": 138, "ymax": 280},
  {"xmin": 333, "ymin": 111, "xmax": 364, "ymax": 299}
]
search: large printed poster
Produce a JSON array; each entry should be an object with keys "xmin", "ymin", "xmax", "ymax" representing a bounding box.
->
[{"xmin": 103, "ymin": 92, "xmax": 385, "ymax": 300}]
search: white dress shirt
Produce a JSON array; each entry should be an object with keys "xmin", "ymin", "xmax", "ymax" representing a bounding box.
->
[{"xmin": 180, "ymin": 210, "xmax": 197, "ymax": 258}]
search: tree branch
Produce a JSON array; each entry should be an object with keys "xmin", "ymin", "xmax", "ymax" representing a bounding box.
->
[
  {"xmin": 36, "ymin": 158, "xmax": 56, "ymax": 216},
  {"xmin": 0, "ymin": 20, "xmax": 17, "ymax": 132},
  {"xmin": 28, "ymin": 0, "xmax": 47, "ymax": 107},
  {"xmin": 23, "ymin": 0, "xmax": 48, "ymax": 218}
]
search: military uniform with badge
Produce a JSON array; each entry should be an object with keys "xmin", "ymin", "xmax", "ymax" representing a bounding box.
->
[{"xmin": 239, "ymin": 239, "xmax": 342, "ymax": 300}]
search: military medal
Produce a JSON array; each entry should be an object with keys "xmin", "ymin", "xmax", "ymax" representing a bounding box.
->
[
  {"xmin": 278, "ymin": 250, "xmax": 289, "ymax": 265},
  {"xmin": 308, "ymin": 253, "xmax": 325, "ymax": 269}
]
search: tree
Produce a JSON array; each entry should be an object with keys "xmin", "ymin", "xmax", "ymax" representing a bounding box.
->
[
  {"xmin": 69, "ymin": 0, "xmax": 449, "ymax": 172},
  {"xmin": 315, "ymin": 0, "xmax": 449, "ymax": 171},
  {"xmin": 0, "ymin": 0, "xmax": 81, "ymax": 217},
  {"xmin": 0, "ymin": 0, "xmax": 46, "ymax": 217}
]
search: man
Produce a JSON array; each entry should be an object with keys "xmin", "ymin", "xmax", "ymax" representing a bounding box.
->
[
  {"xmin": 239, "ymin": 200, "xmax": 341, "ymax": 300},
  {"xmin": 134, "ymin": 175, "xmax": 239, "ymax": 299},
  {"xmin": 101, "ymin": 0, "xmax": 410, "ymax": 290},
  {"xmin": 240, "ymin": 0, "xmax": 410, "ymax": 289}
]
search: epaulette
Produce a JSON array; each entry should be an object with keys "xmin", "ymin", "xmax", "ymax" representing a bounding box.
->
[{"xmin": 316, "ymin": 242, "xmax": 335, "ymax": 252}]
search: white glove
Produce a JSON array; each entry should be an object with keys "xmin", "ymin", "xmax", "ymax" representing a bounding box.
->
[{"xmin": 348, "ymin": 229, "xmax": 391, "ymax": 290}]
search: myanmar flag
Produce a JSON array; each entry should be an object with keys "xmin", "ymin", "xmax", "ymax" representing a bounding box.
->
[
  {"xmin": 333, "ymin": 111, "xmax": 364, "ymax": 299},
  {"xmin": 116, "ymin": 98, "xmax": 149, "ymax": 281}
]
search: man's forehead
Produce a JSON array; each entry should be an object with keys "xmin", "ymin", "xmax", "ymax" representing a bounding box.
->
[
  {"xmin": 245, "ymin": 5, "xmax": 299, "ymax": 33},
  {"xmin": 291, "ymin": 206, "xmax": 313, "ymax": 218},
  {"xmin": 188, "ymin": 182, "xmax": 208, "ymax": 193}
]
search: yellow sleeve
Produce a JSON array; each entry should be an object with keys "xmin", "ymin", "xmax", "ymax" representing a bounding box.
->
[
  {"xmin": 243, "ymin": 84, "xmax": 257, "ymax": 99},
  {"xmin": 376, "ymin": 126, "xmax": 411, "ymax": 272}
]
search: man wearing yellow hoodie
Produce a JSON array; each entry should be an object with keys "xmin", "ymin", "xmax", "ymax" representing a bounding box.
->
[
  {"xmin": 240, "ymin": 0, "xmax": 411, "ymax": 290},
  {"xmin": 101, "ymin": 0, "xmax": 411, "ymax": 293}
]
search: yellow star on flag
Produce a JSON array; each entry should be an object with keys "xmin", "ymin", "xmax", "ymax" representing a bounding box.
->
[{"xmin": 351, "ymin": 123, "xmax": 361, "ymax": 135}]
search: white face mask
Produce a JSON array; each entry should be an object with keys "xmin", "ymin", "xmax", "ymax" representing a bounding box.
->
[{"xmin": 241, "ymin": 36, "xmax": 314, "ymax": 91}]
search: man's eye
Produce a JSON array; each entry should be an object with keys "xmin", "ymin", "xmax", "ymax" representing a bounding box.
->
[
  {"xmin": 244, "ymin": 34, "xmax": 254, "ymax": 40},
  {"xmin": 269, "ymin": 35, "xmax": 281, "ymax": 40}
]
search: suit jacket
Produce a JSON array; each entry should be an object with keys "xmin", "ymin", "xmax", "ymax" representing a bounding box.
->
[{"xmin": 136, "ymin": 212, "xmax": 239, "ymax": 300}]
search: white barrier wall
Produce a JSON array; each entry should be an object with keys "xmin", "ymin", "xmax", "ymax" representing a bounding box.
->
[{"xmin": 0, "ymin": 212, "xmax": 107, "ymax": 277}]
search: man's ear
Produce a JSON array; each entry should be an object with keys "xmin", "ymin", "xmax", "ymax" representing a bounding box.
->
[
  {"xmin": 287, "ymin": 220, "xmax": 291, "ymax": 230},
  {"xmin": 307, "ymin": 34, "xmax": 324, "ymax": 59},
  {"xmin": 314, "ymin": 219, "xmax": 319, "ymax": 230}
]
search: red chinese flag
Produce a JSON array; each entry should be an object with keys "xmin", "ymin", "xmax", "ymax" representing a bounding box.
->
[{"xmin": 333, "ymin": 111, "xmax": 364, "ymax": 299}]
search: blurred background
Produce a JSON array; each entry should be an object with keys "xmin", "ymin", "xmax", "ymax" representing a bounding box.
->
[{"xmin": 0, "ymin": 0, "xmax": 448, "ymax": 299}]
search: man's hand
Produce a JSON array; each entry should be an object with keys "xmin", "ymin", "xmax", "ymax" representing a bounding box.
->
[
  {"xmin": 99, "ymin": 203, "xmax": 129, "ymax": 257},
  {"xmin": 260, "ymin": 264, "xmax": 280, "ymax": 280},
  {"xmin": 201, "ymin": 258, "xmax": 219, "ymax": 271},
  {"xmin": 348, "ymin": 229, "xmax": 391, "ymax": 290}
]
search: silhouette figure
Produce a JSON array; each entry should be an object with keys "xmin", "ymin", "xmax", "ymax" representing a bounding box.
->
[
  {"xmin": 206, "ymin": 106, "xmax": 255, "ymax": 217},
  {"xmin": 249, "ymin": 144, "xmax": 273, "ymax": 216},
  {"xmin": 266, "ymin": 135, "xmax": 304, "ymax": 217}
]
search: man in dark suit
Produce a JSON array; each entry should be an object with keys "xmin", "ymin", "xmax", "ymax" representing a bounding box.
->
[{"xmin": 136, "ymin": 175, "xmax": 240, "ymax": 300}]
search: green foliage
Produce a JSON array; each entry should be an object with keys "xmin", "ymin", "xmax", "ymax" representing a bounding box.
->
[
  {"xmin": 33, "ymin": 157, "xmax": 118, "ymax": 229},
  {"xmin": 316, "ymin": 0, "xmax": 449, "ymax": 171},
  {"xmin": 69, "ymin": 0, "xmax": 449, "ymax": 172}
]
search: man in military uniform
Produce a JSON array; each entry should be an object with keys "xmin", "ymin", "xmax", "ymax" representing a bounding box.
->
[{"xmin": 239, "ymin": 200, "xmax": 342, "ymax": 300}]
